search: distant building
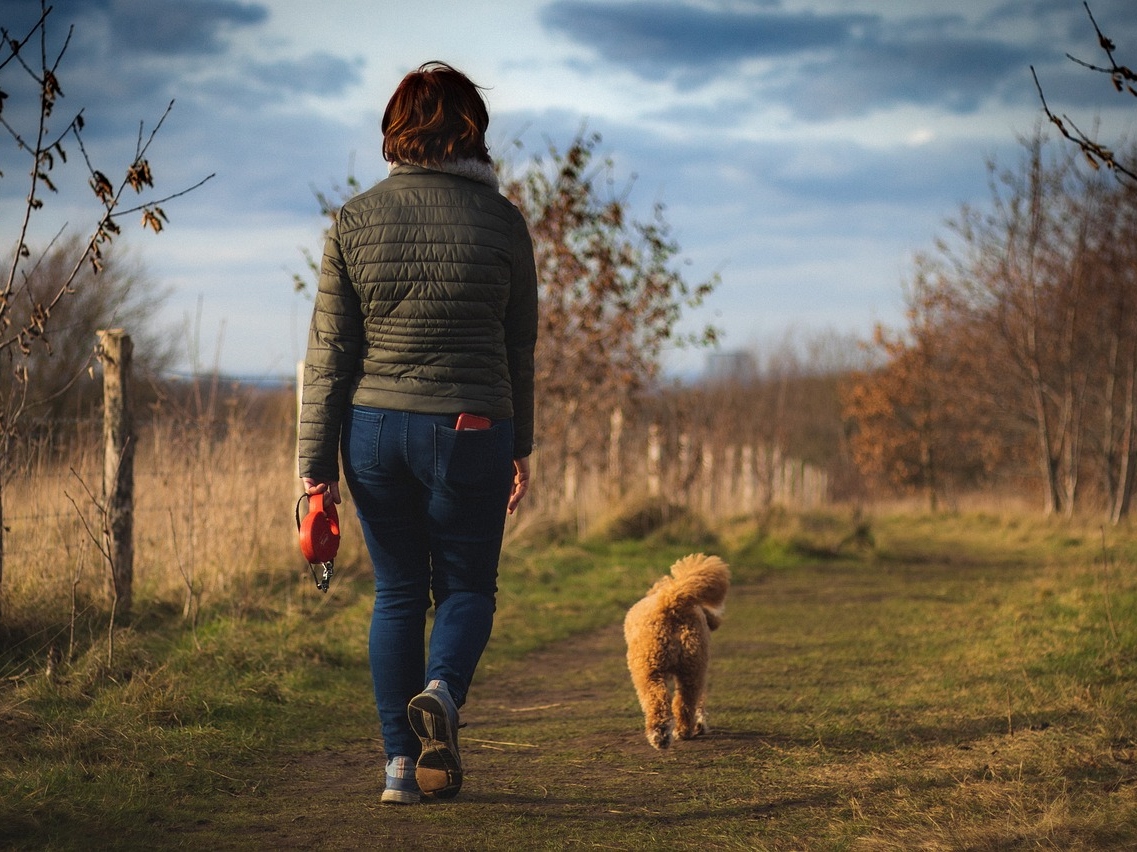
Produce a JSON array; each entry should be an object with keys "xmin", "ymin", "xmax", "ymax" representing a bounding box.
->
[{"xmin": 705, "ymin": 350, "xmax": 758, "ymax": 383}]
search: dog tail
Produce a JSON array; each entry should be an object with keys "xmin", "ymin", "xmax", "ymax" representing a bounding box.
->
[{"xmin": 660, "ymin": 553, "xmax": 731, "ymax": 628}]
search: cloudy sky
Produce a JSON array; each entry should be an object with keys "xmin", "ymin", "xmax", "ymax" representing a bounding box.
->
[{"xmin": 2, "ymin": 0, "xmax": 1135, "ymax": 379}]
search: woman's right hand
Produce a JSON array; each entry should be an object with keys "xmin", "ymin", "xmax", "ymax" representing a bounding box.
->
[{"xmin": 301, "ymin": 478, "xmax": 342, "ymax": 504}]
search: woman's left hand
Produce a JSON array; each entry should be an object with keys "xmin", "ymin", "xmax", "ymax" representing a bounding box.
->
[{"xmin": 507, "ymin": 457, "xmax": 530, "ymax": 515}]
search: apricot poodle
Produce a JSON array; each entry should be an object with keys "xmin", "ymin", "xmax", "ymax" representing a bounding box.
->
[{"xmin": 624, "ymin": 553, "xmax": 731, "ymax": 749}]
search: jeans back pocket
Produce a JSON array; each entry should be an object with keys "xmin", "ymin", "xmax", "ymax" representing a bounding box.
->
[{"xmin": 433, "ymin": 420, "xmax": 513, "ymax": 494}]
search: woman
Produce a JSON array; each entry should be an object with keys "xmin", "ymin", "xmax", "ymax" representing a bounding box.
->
[{"xmin": 298, "ymin": 61, "xmax": 538, "ymax": 804}]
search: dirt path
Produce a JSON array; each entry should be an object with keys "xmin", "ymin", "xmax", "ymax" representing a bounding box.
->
[
  {"xmin": 189, "ymin": 586, "xmax": 768, "ymax": 850},
  {"xmin": 163, "ymin": 557, "xmax": 1137, "ymax": 851}
]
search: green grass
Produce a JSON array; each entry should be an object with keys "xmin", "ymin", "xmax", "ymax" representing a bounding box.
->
[{"xmin": 3, "ymin": 508, "xmax": 1137, "ymax": 849}]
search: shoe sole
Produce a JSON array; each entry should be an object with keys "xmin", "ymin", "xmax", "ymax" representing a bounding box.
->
[
  {"xmin": 380, "ymin": 788, "xmax": 420, "ymax": 805},
  {"xmin": 408, "ymin": 693, "xmax": 462, "ymax": 798}
]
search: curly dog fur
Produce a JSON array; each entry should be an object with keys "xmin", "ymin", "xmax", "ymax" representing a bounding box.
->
[{"xmin": 623, "ymin": 553, "xmax": 730, "ymax": 749}]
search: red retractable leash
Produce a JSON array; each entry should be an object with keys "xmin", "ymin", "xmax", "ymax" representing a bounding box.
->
[{"xmin": 296, "ymin": 491, "xmax": 339, "ymax": 592}]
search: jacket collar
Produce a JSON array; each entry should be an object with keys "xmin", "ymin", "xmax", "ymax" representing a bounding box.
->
[{"xmin": 388, "ymin": 158, "xmax": 499, "ymax": 191}]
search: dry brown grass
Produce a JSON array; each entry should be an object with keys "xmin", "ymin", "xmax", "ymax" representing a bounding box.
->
[{"xmin": 1, "ymin": 399, "xmax": 373, "ymax": 638}]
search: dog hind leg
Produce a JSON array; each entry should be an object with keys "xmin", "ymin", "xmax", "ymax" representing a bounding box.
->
[{"xmin": 673, "ymin": 668, "xmax": 709, "ymax": 740}]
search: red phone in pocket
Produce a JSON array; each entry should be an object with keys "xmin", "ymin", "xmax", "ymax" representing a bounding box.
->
[{"xmin": 456, "ymin": 413, "xmax": 492, "ymax": 430}]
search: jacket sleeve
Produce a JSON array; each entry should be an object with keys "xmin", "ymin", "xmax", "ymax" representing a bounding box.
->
[
  {"xmin": 298, "ymin": 218, "xmax": 364, "ymax": 480},
  {"xmin": 505, "ymin": 211, "xmax": 539, "ymax": 458}
]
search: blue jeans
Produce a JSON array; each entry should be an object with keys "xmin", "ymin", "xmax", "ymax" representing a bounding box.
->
[{"xmin": 342, "ymin": 406, "xmax": 514, "ymax": 759}]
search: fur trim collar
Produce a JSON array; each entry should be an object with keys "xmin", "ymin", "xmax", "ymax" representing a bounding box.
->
[{"xmin": 389, "ymin": 158, "xmax": 499, "ymax": 190}]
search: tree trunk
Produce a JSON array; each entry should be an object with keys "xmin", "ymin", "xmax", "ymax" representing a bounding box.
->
[
  {"xmin": 1029, "ymin": 370, "xmax": 1062, "ymax": 516},
  {"xmin": 608, "ymin": 407, "xmax": 623, "ymax": 502},
  {"xmin": 1110, "ymin": 347, "xmax": 1137, "ymax": 524},
  {"xmin": 921, "ymin": 439, "xmax": 938, "ymax": 513}
]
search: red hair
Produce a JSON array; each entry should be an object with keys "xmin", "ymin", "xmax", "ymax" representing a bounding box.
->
[{"xmin": 382, "ymin": 62, "xmax": 491, "ymax": 166}]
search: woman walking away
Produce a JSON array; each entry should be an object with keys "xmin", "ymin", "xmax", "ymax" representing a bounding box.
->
[{"xmin": 298, "ymin": 61, "xmax": 538, "ymax": 804}]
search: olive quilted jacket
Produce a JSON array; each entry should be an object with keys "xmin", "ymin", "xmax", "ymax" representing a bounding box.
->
[{"xmin": 298, "ymin": 162, "xmax": 538, "ymax": 481}]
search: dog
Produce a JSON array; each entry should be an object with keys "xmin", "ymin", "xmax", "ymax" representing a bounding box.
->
[{"xmin": 624, "ymin": 553, "xmax": 730, "ymax": 749}]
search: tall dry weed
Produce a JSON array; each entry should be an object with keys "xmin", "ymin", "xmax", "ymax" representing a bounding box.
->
[{"xmin": 2, "ymin": 393, "xmax": 305, "ymax": 632}]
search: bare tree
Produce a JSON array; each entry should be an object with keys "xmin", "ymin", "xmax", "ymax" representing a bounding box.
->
[
  {"xmin": 0, "ymin": 1, "xmax": 213, "ymax": 619},
  {"xmin": 0, "ymin": 237, "xmax": 176, "ymax": 424},
  {"xmin": 1078, "ymin": 178, "xmax": 1137, "ymax": 521},
  {"xmin": 932, "ymin": 134, "xmax": 1100, "ymax": 516},
  {"xmin": 845, "ymin": 129, "xmax": 1137, "ymax": 519},
  {"xmin": 500, "ymin": 131, "xmax": 719, "ymax": 499},
  {"xmin": 841, "ymin": 261, "xmax": 996, "ymax": 510}
]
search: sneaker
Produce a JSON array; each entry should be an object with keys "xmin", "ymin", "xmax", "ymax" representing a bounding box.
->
[
  {"xmin": 407, "ymin": 679, "xmax": 462, "ymax": 799},
  {"xmin": 381, "ymin": 755, "xmax": 421, "ymax": 805}
]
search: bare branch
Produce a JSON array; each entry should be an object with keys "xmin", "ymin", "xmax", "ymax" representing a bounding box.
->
[
  {"xmin": 111, "ymin": 172, "xmax": 217, "ymax": 218},
  {"xmin": 64, "ymin": 475, "xmax": 113, "ymax": 565},
  {"xmin": 1030, "ymin": 0, "xmax": 1137, "ymax": 185},
  {"xmin": 0, "ymin": 0, "xmax": 212, "ymax": 439},
  {"xmin": 0, "ymin": 6, "xmax": 49, "ymax": 74}
]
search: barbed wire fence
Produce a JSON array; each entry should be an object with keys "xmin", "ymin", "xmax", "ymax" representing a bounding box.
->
[
  {"xmin": 1, "ymin": 339, "xmax": 829, "ymax": 665},
  {"xmin": 1, "ymin": 333, "xmax": 308, "ymax": 666}
]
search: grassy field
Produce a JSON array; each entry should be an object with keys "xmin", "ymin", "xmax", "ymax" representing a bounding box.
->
[{"xmin": 3, "ymin": 507, "xmax": 1137, "ymax": 850}]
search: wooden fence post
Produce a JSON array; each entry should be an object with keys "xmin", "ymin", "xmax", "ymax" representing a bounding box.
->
[
  {"xmin": 562, "ymin": 399, "xmax": 579, "ymax": 509},
  {"xmin": 677, "ymin": 432, "xmax": 691, "ymax": 501},
  {"xmin": 608, "ymin": 407, "xmax": 623, "ymax": 502},
  {"xmin": 98, "ymin": 329, "xmax": 134, "ymax": 618},
  {"xmin": 700, "ymin": 445, "xmax": 715, "ymax": 518},
  {"xmin": 647, "ymin": 423, "xmax": 662, "ymax": 498},
  {"xmin": 741, "ymin": 444, "xmax": 755, "ymax": 511}
]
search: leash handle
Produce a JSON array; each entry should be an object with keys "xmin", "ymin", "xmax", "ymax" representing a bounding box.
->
[{"xmin": 296, "ymin": 491, "xmax": 340, "ymax": 591}]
